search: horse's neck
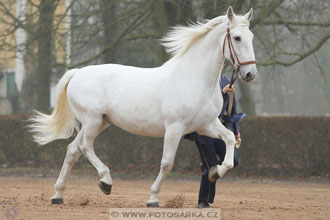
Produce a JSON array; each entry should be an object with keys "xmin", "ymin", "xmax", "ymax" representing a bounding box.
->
[{"xmin": 168, "ymin": 31, "xmax": 225, "ymax": 92}]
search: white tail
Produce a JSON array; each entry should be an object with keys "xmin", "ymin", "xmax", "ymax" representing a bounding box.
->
[{"xmin": 29, "ymin": 69, "xmax": 79, "ymax": 145}]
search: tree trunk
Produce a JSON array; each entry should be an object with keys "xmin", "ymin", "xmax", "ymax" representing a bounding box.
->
[
  {"xmin": 36, "ymin": 0, "xmax": 55, "ymax": 112},
  {"xmin": 203, "ymin": 0, "xmax": 226, "ymax": 19},
  {"xmin": 15, "ymin": 0, "xmax": 27, "ymax": 93},
  {"xmin": 177, "ymin": 0, "xmax": 194, "ymax": 24},
  {"xmin": 100, "ymin": 0, "xmax": 118, "ymax": 64},
  {"xmin": 149, "ymin": 0, "xmax": 169, "ymax": 64},
  {"xmin": 149, "ymin": 0, "xmax": 195, "ymax": 64},
  {"xmin": 65, "ymin": 0, "xmax": 72, "ymax": 67},
  {"xmin": 237, "ymin": 81, "xmax": 256, "ymax": 115}
]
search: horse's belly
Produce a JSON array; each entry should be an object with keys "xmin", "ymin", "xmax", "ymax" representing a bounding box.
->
[
  {"xmin": 106, "ymin": 89, "xmax": 165, "ymax": 137},
  {"xmin": 108, "ymin": 110, "xmax": 165, "ymax": 137}
]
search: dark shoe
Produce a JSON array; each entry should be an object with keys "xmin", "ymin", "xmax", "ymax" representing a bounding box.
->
[
  {"xmin": 208, "ymin": 166, "xmax": 220, "ymax": 183},
  {"xmin": 197, "ymin": 201, "xmax": 210, "ymax": 209}
]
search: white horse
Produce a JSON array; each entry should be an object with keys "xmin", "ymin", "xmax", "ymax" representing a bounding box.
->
[{"xmin": 29, "ymin": 6, "xmax": 257, "ymax": 207}]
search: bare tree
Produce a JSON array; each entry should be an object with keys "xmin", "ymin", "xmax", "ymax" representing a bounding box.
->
[
  {"xmin": 0, "ymin": 0, "xmax": 329, "ymax": 114},
  {"xmin": 15, "ymin": 0, "xmax": 27, "ymax": 93},
  {"xmin": 252, "ymin": 0, "xmax": 330, "ymax": 67},
  {"xmin": 100, "ymin": 0, "xmax": 118, "ymax": 64},
  {"xmin": 35, "ymin": 0, "xmax": 56, "ymax": 112}
]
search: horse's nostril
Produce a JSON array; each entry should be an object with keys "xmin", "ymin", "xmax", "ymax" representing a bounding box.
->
[{"xmin": 246, "ymin": 72, "xmax": 252, "ymax": 80}]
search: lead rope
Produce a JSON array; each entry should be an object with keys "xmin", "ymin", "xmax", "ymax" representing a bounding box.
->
[
  {"xmin": 222, "ymin": 27, "xmax": 239, "ymax": 117},
  {"xmin": 227, "ymin": 68, "xmax": 238, "ymax": 116}
]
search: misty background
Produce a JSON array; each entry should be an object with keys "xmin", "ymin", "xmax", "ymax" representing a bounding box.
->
[{"xmin": 0, "ymin": 0, "xmax": 329, "ymax": 116}]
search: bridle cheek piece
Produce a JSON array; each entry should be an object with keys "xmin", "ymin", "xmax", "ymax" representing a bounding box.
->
[{"xmin": 222, "ymin": 26, "xmax": 256, "ymax": 87}]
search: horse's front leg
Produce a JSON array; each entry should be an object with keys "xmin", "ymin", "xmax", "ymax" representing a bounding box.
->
[
  {"xmin": 199, "ymin": 118, "xmax": 236, "ymax": 179},
  {"xmin": 146, "ymin": 123, "xmax": 183, "ymax": 207}
]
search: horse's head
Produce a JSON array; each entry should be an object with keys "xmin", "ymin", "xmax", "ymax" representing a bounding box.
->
[{"xmin": 223, "ymin": 7, "xmax": 257, "ymax": 83}]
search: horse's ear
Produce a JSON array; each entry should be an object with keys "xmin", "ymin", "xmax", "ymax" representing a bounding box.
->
[
  {"xmin": 244, "ymin": 8, "xmax": 253, "ymax": 22},
  {"xmin": 227, "ymin": 6, "xmax": 235, "ymax": 22}
]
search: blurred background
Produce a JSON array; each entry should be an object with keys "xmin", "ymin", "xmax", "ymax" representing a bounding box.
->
[
  {"xmin": 0, "ymin": 0, "xmax": 329, "ymax": 178},
  {"xmin": 0, "ymin": 0, "xmax": 329, "ymax": 116}
]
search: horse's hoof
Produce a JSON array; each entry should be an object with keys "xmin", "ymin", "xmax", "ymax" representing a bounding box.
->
[
  {"xmin": 99, "ymin": 181, "xmax": 112, "ymax": 195},
  {"xmin": 51, "ymin": 198, "xmax": 64, "ymax": 204},
  {"xmin": 146, "ymin": 202, "xmax": 160, "ymax": 207},
  {"xmin": 208, "ymin": 166, "xmax": 220, "ymax": 183}
]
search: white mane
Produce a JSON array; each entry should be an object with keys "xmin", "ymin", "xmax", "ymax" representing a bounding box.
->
[
  {"xmin": 161, "ymin": 16, "xmax": 226, "ymax": 57},
  {"xmin": 161, "ymin": 15, "xmax": 251, "ymax": 57}
]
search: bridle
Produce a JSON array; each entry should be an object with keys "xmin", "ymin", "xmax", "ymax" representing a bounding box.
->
[{"xmin": 222, "ymin": 26, "xmax": 256, "ymax": 87}]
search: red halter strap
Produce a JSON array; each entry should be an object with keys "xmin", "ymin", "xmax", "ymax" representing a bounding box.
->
[
  {"xmin": 222, "ymin": 27, "xmax": 256, "ymax": 70},
  {"xmin": 222, "ymin": 26, "xmax": 256, "ymax": 88}
]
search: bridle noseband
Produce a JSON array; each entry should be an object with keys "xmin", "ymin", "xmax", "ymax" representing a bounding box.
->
[{"xmin": 222, "ymin": 26, "xmax": 256, "ymax": 87}]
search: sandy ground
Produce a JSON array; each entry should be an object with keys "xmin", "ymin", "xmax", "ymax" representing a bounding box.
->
[{"xmin": 0, "ymin": 177, "xmax": 329, "ymax": 220}]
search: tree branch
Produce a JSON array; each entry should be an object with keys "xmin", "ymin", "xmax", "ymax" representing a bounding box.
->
[
  {"xmin": 125, "ymin": 32, "xmax": 159, "ymax": 41},
  {"xmin": 259, "ymin": 32, "xmax": 330, "ymax": 67},
  {"xmin": 68, "ymin": 5, "xmax": 150, "ymax": 69},
  {"xmin": 262, "ymin": 20, "xmax": 330, "ymax": 27},
  {"xmin": 250, "ymin": 0, "xmax": 285, "ymax": 28}
]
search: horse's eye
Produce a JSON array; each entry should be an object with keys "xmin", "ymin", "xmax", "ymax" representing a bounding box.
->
[{"xmin": 234, "ymin": 36, "xmax": 241, "ymax": 42}]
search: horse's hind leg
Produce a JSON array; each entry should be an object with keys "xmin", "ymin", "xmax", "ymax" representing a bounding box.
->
[
  {"xmin": 147, "ymin": 124, "xmax": 183, "ymax": 207},
  {"xmin": 79, "ymin": 118, "xmax": 112, "ymax": 195},
  {"xmin": 51, "ymin": 129, "xmax": 83, "ymax": 204}
]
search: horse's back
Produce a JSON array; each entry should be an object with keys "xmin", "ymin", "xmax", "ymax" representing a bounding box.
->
[{"xmin": 67, "ymin": 64, "xmax": 167, "ymax": 136}]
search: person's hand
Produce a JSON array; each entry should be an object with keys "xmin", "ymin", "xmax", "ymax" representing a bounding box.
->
[
  {"xmin": 235, "ymin": 134, "xmax": 241, "ymax": 148},
  {"xmin": 222, "ymin": 84, "xmax": 235, "ymax": 94}
]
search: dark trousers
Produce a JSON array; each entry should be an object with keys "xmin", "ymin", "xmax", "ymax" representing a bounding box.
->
[{"xmin": 196, "ymin": 139, "xmax": 239, "ymax": 203}]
